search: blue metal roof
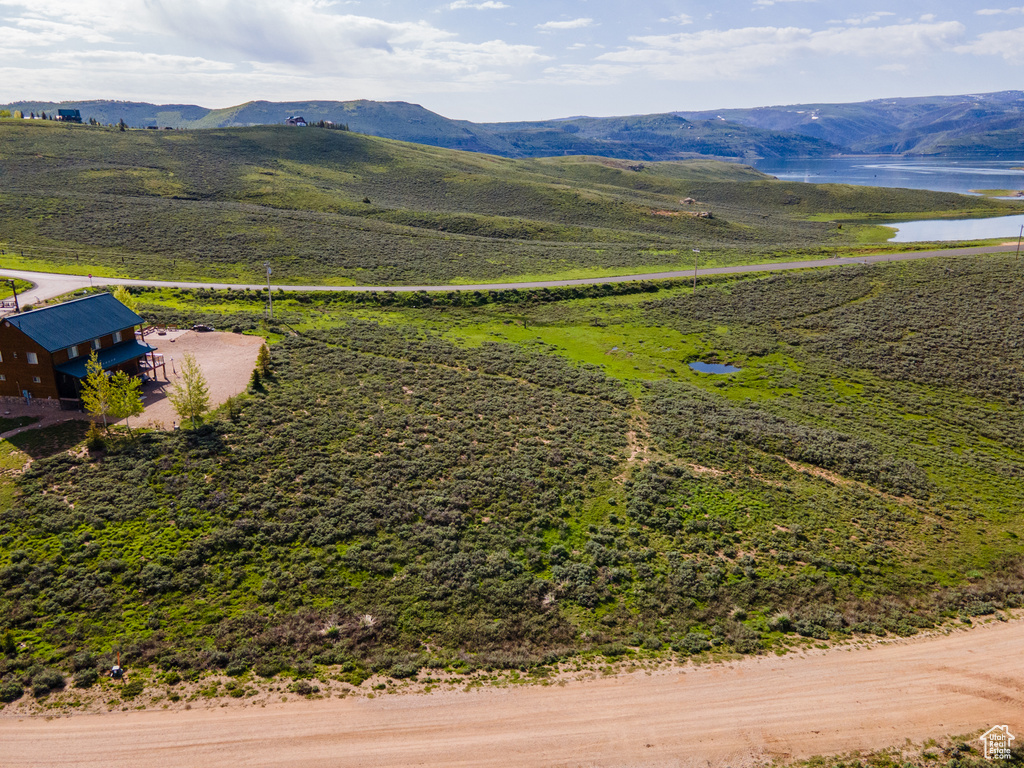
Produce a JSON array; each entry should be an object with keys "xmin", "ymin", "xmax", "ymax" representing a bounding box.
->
[
  {"xmin": 4, "ymin": 293, "xmax": 143, "ymax": 353},
  {"xmin": 54, "ymin": 340, "xmax": 156, "ymax": 379}
]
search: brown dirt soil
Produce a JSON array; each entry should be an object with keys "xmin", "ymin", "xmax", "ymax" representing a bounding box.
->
[
  {"xmin": 132, "ymin": 330, "xmax": 264, "ymax": 429},
  {"xmin": 3, "ymin": 618, "xmax": 1023, "ymax": 767}
]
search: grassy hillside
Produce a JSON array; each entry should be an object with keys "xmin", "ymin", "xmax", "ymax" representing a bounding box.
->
[
  {"xmin": 0, "ymin": 253, "xmax": 1021, "ymax": 697},
  {"xmin": 0, "ymin": 120, "xmax": 1017, "ymax": 286}
]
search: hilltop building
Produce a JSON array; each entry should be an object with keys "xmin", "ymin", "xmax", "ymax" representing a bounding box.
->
[
  {"xmin": 285, "ymin": 116, "xmax": 307, "ymax": 126},
  {"xmin": 0, "ymin": 293, "xmax": 158, "ymax": 405},
  {"xmin": 56, "ymin": 109, "xmax": 82, "ymax": 123}
]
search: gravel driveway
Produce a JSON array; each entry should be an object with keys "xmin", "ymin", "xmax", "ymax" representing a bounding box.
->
[{"xmin": 132, "ymin": 329, "xmax": 264, "ymax": 430}]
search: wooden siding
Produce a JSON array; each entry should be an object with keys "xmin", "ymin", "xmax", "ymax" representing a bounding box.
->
[
  {"xmin": 0, "ymin": 322, "xmax": 60, "ymax": 400},
  {"xmin": 0, "ymin": 319, "xmax": 139, "ymax": 401}
]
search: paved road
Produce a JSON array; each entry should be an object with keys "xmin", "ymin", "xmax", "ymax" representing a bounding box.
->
[{"xmin": 1, "ymin": 243, "xmax": 1019, "ymax": 307}]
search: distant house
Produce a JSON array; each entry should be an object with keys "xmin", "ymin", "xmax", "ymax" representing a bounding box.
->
[
  {"xmin": 285, "ymin": 116, "xmax": 307, "ymax": 127},
  {"xmin": 0, "ymin": 293, "xmax": 156, "ymax": 404},
  {"xmin": 56, "ymin": 109, "xmax": 82, "ymax": 123}
]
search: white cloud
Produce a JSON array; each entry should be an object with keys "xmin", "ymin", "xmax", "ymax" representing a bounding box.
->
[
  {"xmin": 753, "ymin": 0, "xmax": 816, "ymax": 6},
  {"xmin": 587, "ymin": 21, "xmax": 966, "ymax": 82},
  {"xmin": 540, "ymin": 62, "xmax": 633, "ymax": 86},
  {"xmin": 975, "ymin": 5, "xmax": 1024, "ymax": 13},
  {"xmin": 955, "ymin": 26, "xmax": 1024, "ymax": 63},
  {"xmin": 833, "ymin": 12, "xmax": 895, "ymax": 25},
  {"xmin": 659, "ymin": 14, "xmax": 693, "ymax": 25},
  {"xmin": 536, "ymin": 18, "xmax": 594, "ymax": 31},
  {"xmin": 447, "ymin": 1, "xmax": 509, "ymax": 9},
  {"xmin": 46, "ymin": 49, "xmax": 237, "ymax": 73},
  {"xmin": 0, "ymin": 0, "xmax": 550, "ymax": 104},
  {"xmin": 2, "ymin": 0, "xmax": 156, "ymax": 35},
  {"xmin": 0, "ymin": 18, "xmax": 114, "ymax": 46},
  {"xmin": 139, "ymin": 0, "xmax": 546, "ymax": 82}
]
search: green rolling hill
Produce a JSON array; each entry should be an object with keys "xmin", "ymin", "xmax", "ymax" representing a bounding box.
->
[{"xmin": 0, "ymin": 119, "xmax": 1016, "ymax": 285}]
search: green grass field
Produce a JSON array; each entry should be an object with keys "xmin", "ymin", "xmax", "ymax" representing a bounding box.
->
[{"xmin": 0, "ymin": 252, "xmax": 1021, "ymax": 698}]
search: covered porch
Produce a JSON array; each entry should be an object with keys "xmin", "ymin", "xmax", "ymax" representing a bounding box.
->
[{"xmin": 54, "ymin": 339, "xmax": 163, "ymax": 401}]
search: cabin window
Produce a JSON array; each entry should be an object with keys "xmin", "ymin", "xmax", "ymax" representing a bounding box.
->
[
  {"xmin": 0, "ymin": 374, "xmax": 5, "ymax": 381},
  {"xmin": 113, "ymin": 331, "xmax": 122, "ymax": 343},
  {"xmin": 68, "ymin": 345, "xmax": 79, "ymax": 359},
  {"xmin": 93, "ymin": 338, "xmax": 102, "ymax": 350},
  {"xmin": 32, "ymin": 376, "xmax": 41, "ymax": 383},
  {"xmin": 26, "ymin": 352, "xmax": 38, "ymax": 364},
  {"xmin": 0, "ymin": 351, "xmax": 3, "ymax": 362}
]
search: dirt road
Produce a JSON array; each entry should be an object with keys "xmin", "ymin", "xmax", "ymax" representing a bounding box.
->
[{"xmin": 4, "ymin": 619, "xmax": 1022, "ymax": 768}]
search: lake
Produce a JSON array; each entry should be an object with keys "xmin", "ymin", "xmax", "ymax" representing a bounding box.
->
[
  {"xmin": 752, "ymin": 156, "xmax": 1024, "ymax": 196},
  {"xmin": 753, "ymin": 156, "xmax": 1024, "ymax": 241}
]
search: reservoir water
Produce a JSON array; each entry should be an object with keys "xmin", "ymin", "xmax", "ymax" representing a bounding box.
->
[
  {"xmin": 752, "ymin": 156, "xmax": 1024, "ymax": 241},
  {"xmin": 752, "ymin": 156, "xmax": 1024, "ymax": 196}
]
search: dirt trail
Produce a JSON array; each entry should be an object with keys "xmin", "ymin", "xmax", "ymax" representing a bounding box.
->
[{"xmin": 4, "ymin": 619, "xmax": 1023, "ymax": 768}]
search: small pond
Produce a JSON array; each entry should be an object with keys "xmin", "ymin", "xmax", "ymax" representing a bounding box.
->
[
  {"xmin": 689, "ymin": 361, "xmax": 741, "ymax": 374},
  {"xmin": 886, "ymin": 213, "xmax": 1024, "ymax": 242}
]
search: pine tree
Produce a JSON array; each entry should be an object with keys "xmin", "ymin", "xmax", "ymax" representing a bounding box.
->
[
  {"xmin": 80, "ymin": 351, "xmax": 112, "ymax": 428},
  {"xmin": 168, "ymin": 353, "xmax": 210, "ymax": 429},
  {"xmin": 256, "ymin": 344, "xmax": 271, "ymax": 376}
]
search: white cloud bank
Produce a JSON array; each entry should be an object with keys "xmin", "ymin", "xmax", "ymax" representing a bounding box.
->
[
  {"xmin": 955, "ymin": 26, "xmax": 1024, "ymax": 63},
  {"xmin": 578, "ymin": 21, "xmax": 967, "ymax": 81},
  {"xmin": 447, "ymin": 1, "xmax": 510, "ymax": 10},
  {"xmin": 536, "ymin": 18, "xmax": 594, "ymax": 31},
  {"xmin": 140, "ymin": 0, "xmax": 546, "ymax": 83}
]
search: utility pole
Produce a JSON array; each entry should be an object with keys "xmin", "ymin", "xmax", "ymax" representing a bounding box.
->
[
  {"xmin": 265, "ymin": 262, "xmax": 273, "ymax": 319},
  {"xmin": 692, "ymin": 248, "xmax": 700, "ymax": 291},
  {"xmin": 7, "ymin": 279, "xmax": 19, "ymax": 313},
  {"xmin": 1016, "ymin": 225, "xmax": 1022, "ymax": 260}
]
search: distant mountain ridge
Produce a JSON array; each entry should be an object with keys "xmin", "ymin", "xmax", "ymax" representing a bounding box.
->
[
  {"xmin": 4, "ymin": 91, "xmax": 1023, "ymax": 159},
  {"xmin": 672, "ymin": 91, "xmax": 1024, "ymax": 156}
]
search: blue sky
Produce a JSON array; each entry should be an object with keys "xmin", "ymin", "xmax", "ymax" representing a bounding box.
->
[{"xmin": 1, "ymin": 0, "xmax": 1022, "ymax": 121}]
